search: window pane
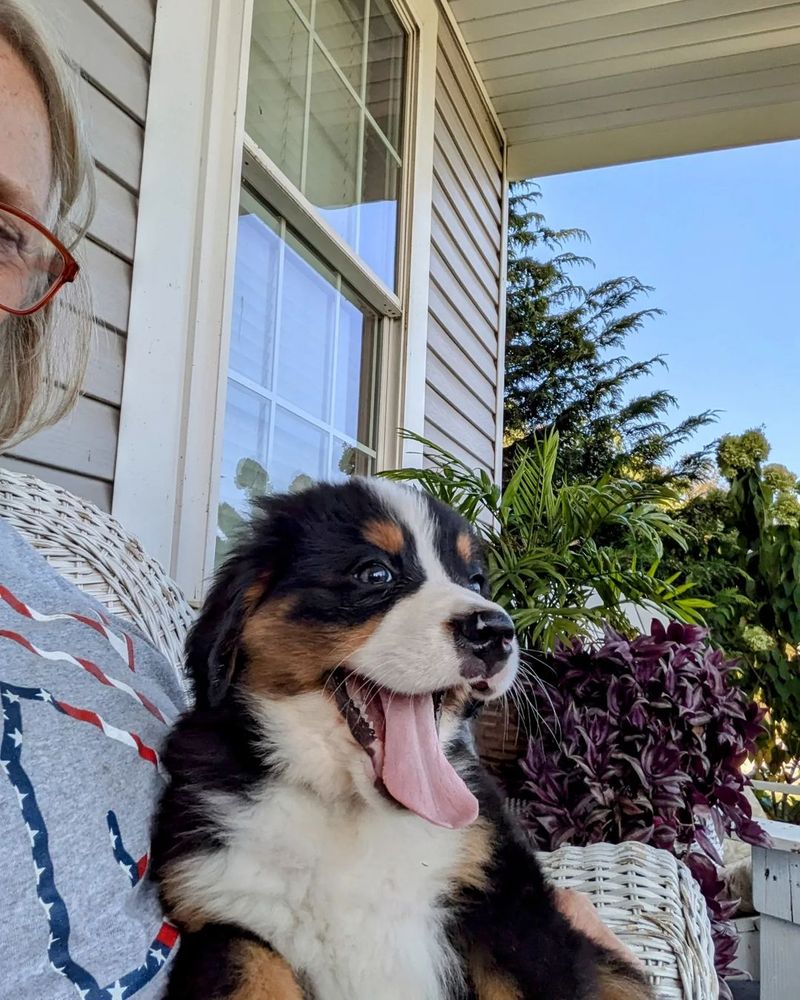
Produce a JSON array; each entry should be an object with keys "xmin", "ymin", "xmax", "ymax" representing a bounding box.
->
[
  {"xmin": 367, "ymin": 0, "xmax": 405, "ymax": 152},
  {"xmin": 314, "ymin": 0, "xmax": 365, "ymax": 92},
  {"xmin": 230, "ymin": 193, "xmax": 280, "ymax": 387},
  {"xmin": 332, "ymin": 441, "xmax": 374, "ymax": 480},
  {"xmin": 276, "ymin": 232, "xmax": 337, "ymax": 420},
  {"xmin": 334, "ymin": 290, "xmax": 376, "ymax": 441},
  {"xmin": 359, "ymin": 122, "xmax": 399, "ymax": 286},
  {"xmin": 216, "ymin": 381, "xmax": 271, "ymax": 562},
  {"xmin": 247, "ymin": 0, "xmax": 308, "ymax": 187},
  {"xmin": 272, "ymin": 406, "xmax": 328, "ymax": 493},
  {"xmin": 306, "ymin": 44, "xmax": 360, "ymax": 249},
  {"xmin": 246, "ymin": 0, "xmax": 407, "ymax": 291},
  {"xmin": 219, "ymin": 381, "xmax": 271, "ymax": 516}
]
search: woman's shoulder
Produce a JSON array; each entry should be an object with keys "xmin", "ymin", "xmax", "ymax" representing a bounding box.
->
[
  {"xmin": 0, "ymin": 513, "xmax": 188, "ymax": 710},
  {"xmin": 0, "ymin": 514, "xmax": 182, "ymax": 999}
]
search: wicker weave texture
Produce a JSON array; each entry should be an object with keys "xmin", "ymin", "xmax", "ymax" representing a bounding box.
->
[
  {"xmin": 0, "ymin": 467, "xmax": 193, "ymax": 687},
  {"xmin": 537, "ymin": 842, "xmax": 718, "ymax": 1000}
]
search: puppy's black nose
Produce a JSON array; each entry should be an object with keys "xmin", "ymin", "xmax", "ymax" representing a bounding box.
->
[{"xmin": 454, "ymin": 609, "xmax": 515, "ymax": 678}]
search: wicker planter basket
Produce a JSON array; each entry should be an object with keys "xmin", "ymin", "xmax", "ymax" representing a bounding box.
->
[
  {"xmin": 476, "ymin": 699, "xmax": 520, "ymax": 760},
  {"xmin": 536, "ymin": 840, "xmax": 718, "ymax": 1000}
]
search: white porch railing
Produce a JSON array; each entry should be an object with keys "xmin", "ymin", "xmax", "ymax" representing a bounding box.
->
[{"xmin": 752, "ymin": 818, "xmax": 800, "ymax": 1000}]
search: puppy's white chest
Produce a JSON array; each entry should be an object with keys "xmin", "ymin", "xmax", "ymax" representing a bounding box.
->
[{"xmin": 206, "ymin": 784, "xmax": 463, "ymax": 1000}]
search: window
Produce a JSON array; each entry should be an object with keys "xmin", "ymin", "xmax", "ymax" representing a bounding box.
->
[
  {"xmin": 217, "ymin": 0, "xmax": 408, "ymax": 561},
  {"xmin": 245, "ymin": 0, "xmax": 406, "ymax": 288}
]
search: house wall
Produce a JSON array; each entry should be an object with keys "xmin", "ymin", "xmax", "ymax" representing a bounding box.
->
[
  {"xmin": 3, "ymin": 0, "xmax": 155, "ymax": 512},
  {"xmin": 425, "ymin": 12, "xmax": 506, "ymax": 475},
  {"xmin": 3, "ymin": 0, "xmax": 511, "ymax": 578}
]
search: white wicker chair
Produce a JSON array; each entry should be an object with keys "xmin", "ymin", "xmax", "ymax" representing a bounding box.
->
[
  {"xmin": 0, "ymin": 466, "xmax": 719, "ymax": 999},
  {"xmin": 0, "ymin": 466, "xmax": 194, "ymax": 681}
]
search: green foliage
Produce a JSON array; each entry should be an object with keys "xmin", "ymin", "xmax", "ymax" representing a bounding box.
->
[
  {"xmin": 664, "ymin": 430, "xmax": 800, "ymax": 775},
  {"xmin": 754, "ymin": 775, "xmax": 800, "ymax": 825},
  {"xmin": 716, "ymin": 429, "xmax": 770, "ymax": 478},
  {"xmin": 216, "ymin": 458, "xmax": 272, "ymax": 565},
  {"xmin": 739, "ymin": 515, "xmax": 800, "ymax": 769},
  {"xmin": 766, "ymin": 464, "xmax": 800, "ymax": 526},
  {"xmin": 504, "ymin": 182, "xmax": 717, "ymax": 484},
  {"xmin": 384, "ymin": 431, "xmax": 709, "ymax": 653}
]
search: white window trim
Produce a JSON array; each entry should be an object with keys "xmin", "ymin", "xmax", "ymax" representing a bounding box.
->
[
  {"xmin": 494, "ymin": 144, "xmax": 510, "ymax": 486},
  {"xmin": 113, "ymin": 0, "xmax": 440, "ymax": 602},
  {"xmin": 241, "ymin": 138, "xmax": 403, "ymax": 320}
]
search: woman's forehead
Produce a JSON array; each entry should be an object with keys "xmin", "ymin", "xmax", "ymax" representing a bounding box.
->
[{"xmin": 0, "ymin": 32, "xmax": 53, "ymax": 218}]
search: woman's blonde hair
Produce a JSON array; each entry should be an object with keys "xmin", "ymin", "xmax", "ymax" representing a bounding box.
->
[{"xmin": 0, "ymin": 0, "xmax": 95, "ymax": 451}]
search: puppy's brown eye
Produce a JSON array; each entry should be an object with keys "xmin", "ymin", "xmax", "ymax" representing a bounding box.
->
[
  {"xmin": 467, "ymin": 573, "xmax": 485, "ymax": 593},
  {"xmin": 355, "ymin": 562, "xmax": 394, "ymax": 586}
]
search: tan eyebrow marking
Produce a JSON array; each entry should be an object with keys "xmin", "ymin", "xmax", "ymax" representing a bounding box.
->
[
  {"xmin": 363, "ymin": 519, "xmax": 404, "ymax": 556},
  {"xmin": 456, "ymin": 531, "xmax": 473, "ymax": 564}
]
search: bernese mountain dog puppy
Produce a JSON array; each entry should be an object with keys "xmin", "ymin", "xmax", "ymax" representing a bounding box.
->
[{"xmin": 151, "ymin": 478, "xmax": 654, "ymax": 1000}]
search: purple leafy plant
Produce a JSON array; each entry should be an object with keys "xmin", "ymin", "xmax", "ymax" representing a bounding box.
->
[{"xmin": 518, "ymin": 621, "xmax": 770, "ymax": 993}]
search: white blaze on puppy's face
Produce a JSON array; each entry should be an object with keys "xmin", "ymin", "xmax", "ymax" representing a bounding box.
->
[
  {"xmin": 306, "ymin": 479, "xmax": 520, "ymax": 831},
  {"xmin": 350, "ymin": 479, "xmax": 520, "ymax": 700},
  {"xmin": 348, "ymin": 579, "xmax": 518, "ymax": 696}
]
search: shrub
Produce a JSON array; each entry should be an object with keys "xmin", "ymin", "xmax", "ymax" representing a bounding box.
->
[
  {"xmin": 517, "ymin": 621, "xmax": 769, "ymax": 991},
  {"xmin": 384, "ymin": 431, "xmax": 710, "ymax": 652}
]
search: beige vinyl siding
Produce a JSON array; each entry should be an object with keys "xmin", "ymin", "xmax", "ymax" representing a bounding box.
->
[
  {"xmin": 424, "ymin": 13, "xmax": 505, "ymax": 475},
  {"xmin": 4, "ymin": 0, "xmax": 155, "ymax": 512}
]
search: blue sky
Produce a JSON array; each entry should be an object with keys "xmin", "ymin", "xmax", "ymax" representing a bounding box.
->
[{"xmin": 534, "ymin": 139, "xmax": 800, "ymax": 476}]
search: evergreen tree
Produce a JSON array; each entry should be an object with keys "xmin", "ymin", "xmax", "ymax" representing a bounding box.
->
[
  {"xmin": 504, "ymin": 182, "xmax": 716, "ymax": 482},
  {"xmin": 662, "ymin": 429, "xmax": 800, "ymax": 810}
]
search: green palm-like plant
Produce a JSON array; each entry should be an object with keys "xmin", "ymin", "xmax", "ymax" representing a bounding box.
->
[{"xmin": 384, "ymin": 431, "xmax": 711, "ymax": 652}]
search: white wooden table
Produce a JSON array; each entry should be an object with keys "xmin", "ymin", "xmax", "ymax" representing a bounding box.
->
[{"xmin": 752, "ymin": 819, "xmax": 800, "ymax": 1000}]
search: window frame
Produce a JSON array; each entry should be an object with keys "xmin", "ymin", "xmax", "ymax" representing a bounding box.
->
[
  {"xmin": 238, "ymin": 0, "xmax": 422, "ymax": 491},
  {"xmin": 113, "ymin": 0, "xmax": 440, "ymax": 602}
]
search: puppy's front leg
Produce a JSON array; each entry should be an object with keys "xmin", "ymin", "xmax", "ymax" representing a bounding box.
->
[
  {"xmin": 455, "ymin": 815, "xmax": 653, "ymax": 1000},
  {"xmin": 165, "ymin": 924, "xmax": 304, "ymax": 1000}
]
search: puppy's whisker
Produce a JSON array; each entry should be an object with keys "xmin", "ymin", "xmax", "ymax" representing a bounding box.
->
[
  {"xmin": 514, "ymin": 676, "xmax": 559, "ymax": 746},
  {"xmin": 514, "ymin": 653, "xmax": 560, "ymax": 735}
]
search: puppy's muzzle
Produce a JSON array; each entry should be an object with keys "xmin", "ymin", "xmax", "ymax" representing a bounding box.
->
[{"xmin": 454, "ymin": 609, "xmax": 515, "ymax": 679}]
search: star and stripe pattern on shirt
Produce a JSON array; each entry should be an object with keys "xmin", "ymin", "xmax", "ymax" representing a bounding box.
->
[
  {"xmin": 1, "ymin": 684, "xmax": 178, "ymax": 998},
  {"xmin": 0, "ymin": 627, "xmax": 172, "ymax": 727},
  {"xmin": 1, "ymin": 583, "xmax": 181, "ymax": 1000},
  {"xmin": 107, "ymin": 811, "xmax": 149, "ymax": 887}
]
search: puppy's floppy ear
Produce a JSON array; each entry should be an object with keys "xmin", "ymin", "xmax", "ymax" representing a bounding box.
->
[
  {"xmin": 185, "ymin": 568, "xmax": 252, "ymax": 709},
  {"xmin": 186, "ymin": 496, "xmax": 292, "ymax": 709}
]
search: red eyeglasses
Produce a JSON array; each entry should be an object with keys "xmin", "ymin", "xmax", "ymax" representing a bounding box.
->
[{"xmin": 0, "ymin": 201, "xmax": 80, "ymax": 316}]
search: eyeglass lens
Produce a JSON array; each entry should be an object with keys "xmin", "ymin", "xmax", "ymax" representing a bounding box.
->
[{"xmin": 0, "ymin": 207, "xmax": 66, "ymax": 313}]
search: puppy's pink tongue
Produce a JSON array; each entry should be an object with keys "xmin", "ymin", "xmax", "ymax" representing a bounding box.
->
[{"xmin": 378, "ymin": 691, "xmax": 479, "ymax": 829}]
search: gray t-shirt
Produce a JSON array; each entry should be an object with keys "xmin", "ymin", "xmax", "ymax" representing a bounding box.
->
[{"xmin": 0, "ymin": 516, "xmax": 186, "ymax": 999}]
